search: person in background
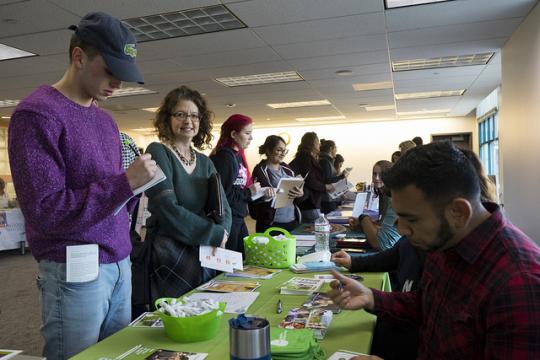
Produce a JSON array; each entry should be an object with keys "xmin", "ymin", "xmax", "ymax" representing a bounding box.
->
[
  {"xmin": 7, "ymin": 12, "xmax": 156, "ymax": 359},
  {"xmin": 289, "ymin": 132, "xmax": 335, "ymax": 223},
  {"xmin": 391, "ymin": 150, "xmax": 401, "ymax": 164},
  {"xmin": 210, "ymin": 114, "xmax": 268, "ymax": 254},
  {"xmin": 399, "ymin": 140, "xmax": 416, "ymax": 154},
  {"xmin": 250, "ymin": 135, "xmax": 304, "ymax": 232},
  {"xmin": 0, "ymin": 177, "xmax": 10, "ymax": 208},
  {"xmin": 145, "ymin": 86, "xmax": 232, "ymax": 301},
  {"xmin": 334, "ymin": 154, "xmax": 345, "ymax": 174},
  {"xmin": 328, "ymin": 142, "xmax": 540, "ymax": 360},
  {"xmin": 461, "ymin": 149, "xmax": 497, "ymax": 203},
  {"xmin": 412, "ymin": 136, "xmax": 423, "ymax": 146},
  {"xmin": 349, "ymin": 160, "xmax": 400, "ymax": 250},
  {"xmin": 319, "ymin": 139, "xmax": 350, "ymax": 214}
]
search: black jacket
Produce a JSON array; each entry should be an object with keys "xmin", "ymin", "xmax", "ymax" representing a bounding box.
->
[
  {"xmin": 289, "ymin": 150, "xmax": 326, "ymax": 210},
  {"xmin": 319, "ymin": 152, "xmax": 344, "ymax": 203},
  {"xmin": 249, "ymin": 160, "xmax": 304, "ymax": 226},
  {"xmin": 210, "ymin": 147, "xmax": 251, "ymax": 219}
]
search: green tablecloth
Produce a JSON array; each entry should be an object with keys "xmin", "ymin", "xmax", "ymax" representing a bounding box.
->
[{"xmin": 72, "ymin": 271, "xmax": 388, "ymax": 359}]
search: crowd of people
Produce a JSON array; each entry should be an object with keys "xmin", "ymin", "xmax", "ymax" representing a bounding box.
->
[{"xmin": 6, "ymin": 11, "xmax": 540, "ymax": 360}]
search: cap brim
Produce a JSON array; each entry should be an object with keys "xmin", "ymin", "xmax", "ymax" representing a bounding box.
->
[{"xmin": 102, "ymin": 54, "xmax": 144, "ymax": 84}]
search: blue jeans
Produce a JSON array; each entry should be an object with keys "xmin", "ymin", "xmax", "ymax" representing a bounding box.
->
[{"xmin": 37, "ymin": 257, "xmax": 131, "ymax": 359}]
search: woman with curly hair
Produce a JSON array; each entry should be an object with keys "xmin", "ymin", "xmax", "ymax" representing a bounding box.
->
[{"xmin": 144, "ymin": 86, "xmax": 232, "ymax": 301}]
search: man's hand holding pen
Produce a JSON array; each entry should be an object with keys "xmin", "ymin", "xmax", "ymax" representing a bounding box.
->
[{"xmin": 126, "ymin": 154, "xmax": 157, "ymax": 190}]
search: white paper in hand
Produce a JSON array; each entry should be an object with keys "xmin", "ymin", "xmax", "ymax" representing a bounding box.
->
[
  {"xmin": 352, "ymin": 192, "xmax": 368, "ymax": 217},
  {"xmin": 199, "ymin": 246, "xmax": 243, "ymax": 272},
  {"xmin": 113, "ymin": 165, "xmax": 166, "ymax": 215}
]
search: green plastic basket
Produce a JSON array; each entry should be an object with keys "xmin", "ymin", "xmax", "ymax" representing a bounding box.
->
[
  {"xmin": 243, "ymin": 227, "xmax": 296, "ymax": 269},
  {"xmin": 154, "ymin": 298, "xmax": 226, "ymax": 342}
]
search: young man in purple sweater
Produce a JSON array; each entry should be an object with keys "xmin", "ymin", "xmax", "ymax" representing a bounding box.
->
[{"xmin": 8, "ymin": 12, "xmax": 156, "ymax": 359}]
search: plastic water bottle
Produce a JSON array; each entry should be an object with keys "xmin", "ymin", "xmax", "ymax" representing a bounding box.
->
[{"xmin": 314, "ymin": 213, "xmax": 331, "ymax": 260}]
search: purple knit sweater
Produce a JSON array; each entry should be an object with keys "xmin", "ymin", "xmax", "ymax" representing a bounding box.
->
[{"xmin": 8, "ymin": 85, "xmax": 134, "ymax": 263}]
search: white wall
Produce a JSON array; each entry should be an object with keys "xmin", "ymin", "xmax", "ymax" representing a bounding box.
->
[
  {"xmin": 499, "ymin": 3, "xmax": 540, "ymax": 241},
  {"xmin": 127, "ymin": 115, "xmax": 476, "ymax": 186}
]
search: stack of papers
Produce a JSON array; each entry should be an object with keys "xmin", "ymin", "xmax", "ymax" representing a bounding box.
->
[
  {"xmin": 279, "ymin": 307, "xmax": 333, "ymax": 340},
  {"xmin": 225, "ymin": 265, "xmax": 281, "ymax": 279},
  {"xmin": 186, "ymin": 292, "xmax": 260, "ymax": 314},
  {"xmin": 280, "ymin": 277, "xmax": 323, "ymax": 295},
  {"xmin": 197, "ymin": 279, "xmax": 260, "ymax": 293}
]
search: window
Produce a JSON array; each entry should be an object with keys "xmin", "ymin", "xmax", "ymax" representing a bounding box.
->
[{"xmin": 478, "ymin": 113, "xmax": 499, "ymax": 177}]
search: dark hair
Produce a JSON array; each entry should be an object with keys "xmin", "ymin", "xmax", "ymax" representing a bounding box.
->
[
  {"xmin": 296, "ymin": 132, "xmax": 319, "ymax": 158},
  {"xmin": 259, "ymin": 135, "xmax": 286, "ymax": 155},
  {"xmin": 153, "ymin": 86, "xmax": 214, "ymax": 150},
  {"xmin": 382, "ymin": 141, "xmax": 481, "ymax": 208},
  {"xmin": 391, "ymin": 150, "xmax": 401, "ymax": 163},
  {"xmin": 412, "ymin": 136, "xmax": 423, "ymax": 146},
  {"xmin": 460, "ymin": 149, "xmax": 497, "ymax": 202},
  {"xmin": 69, "ymin": 34, "xmax": 100, "ymax": 63},
  {"xmin": 320, "ymin": 139, "xmax": 336, "ymax": 153},
  {"xmin": 334, "ymin": 154, "xmax": 344, "ymax": 165}
]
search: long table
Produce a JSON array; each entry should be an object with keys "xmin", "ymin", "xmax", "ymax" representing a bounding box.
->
[{"xmin": 72, "ymin": 271, "xmax": 389, "ymax": 359}]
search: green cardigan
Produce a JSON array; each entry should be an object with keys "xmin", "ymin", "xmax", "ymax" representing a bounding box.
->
[{"xmin": 145, "ymin": 142, "xmax": 232, "ymax": 247}]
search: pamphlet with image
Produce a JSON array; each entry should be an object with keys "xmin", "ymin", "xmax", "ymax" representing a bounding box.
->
[
  {"xmin": 225, "ymin": 265, "xmax": 281, "ymax": 279},
  {"xmin": 129, "ymin": 312, "xmax": 163, "ymax": 328},
  {"xmin": 302, "ymin": 292, "xmax": 341, "ymax": 313},
  {"xmin": 328, "ymin": 179, "xmax": 353, "ymax": 199},
  {"xmin": 0, "ymin": 350, "xmax": 23, "ymax": 360},
  {"xmin": 101, "ymin": 344, "xmax": 207, "ymax": 360},
  {"xmin": 279, "ymin": 307, "xmax": 333, "ymax": 339},
  {"xmin": 197, "ymin": 279, "xmax": 260, "ymax": 293},
  {"xmin": 279, "ymin": 277, "xmax": 324, "ymax": 295}
]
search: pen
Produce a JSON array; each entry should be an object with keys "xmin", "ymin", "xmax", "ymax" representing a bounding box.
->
[{"xmin": 276, "ymin": 299, "xmax": 282, "ymax": 314}]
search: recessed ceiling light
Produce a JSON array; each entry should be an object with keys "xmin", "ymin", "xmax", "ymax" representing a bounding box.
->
[
  {"xmin": 0, "ymin": 99, "xmax": 20, "ymax": 108},
  {"xmin": 123, "ymin": 4, "xmax": 246, "ymax": 43},
  {"xmin": 397, "ymin": 109, "xmax": 450, "ymax": 116},
  {"xmin": 267, "ymin": 100, "xmax": 331, "ymax": 109},
  {"xmin": 364, "ymin": 105, "xmax": 396, "ymax": 111},
  {"xmin": 142, "ymin": 107, "xmax": 159, "ymax": 112},
  {"xmin": 392, "ymin": 52, "xmax": 494, "ymax": 72},
  {"xmin": 295, "ymin": 115, "xmax": 346, "ymax": 122},
  {"xmin": 109, "ymin": 87, "xmax": 157, "ymax": 98},
  {"xmin": 226, "ymin": 103, "xmax": 236, "ymax": 108},
  {"xmin": 352, "ymin": 81, "xmax": 393, "ymax": 91},
  {"xmin": 0, "ymin": 43, "xmax": 36, "ymax": 61},
  {"xmin": 385, "ymin": 0, "xmax": 453, "ymax": 9},
  {"xmin": 395, "ymin": 89, "xmax": 465, "ymax": 100},
  {"xmin": 335, "ymin": 69, "xmax": 353, "ymax": 76},
  {"xmin": 216, "ymin": 71, "xmax": 304, "ymax": 87}
]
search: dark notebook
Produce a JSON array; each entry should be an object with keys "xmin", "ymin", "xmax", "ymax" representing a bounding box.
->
[{"xmin": 205, "ymin": 172, "xmax": 224, "ymax": 224}]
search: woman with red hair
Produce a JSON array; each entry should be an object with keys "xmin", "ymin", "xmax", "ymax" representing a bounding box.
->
[{"xmin": 210, "ymin": 114, "xmax": 269, "ymax": 254}]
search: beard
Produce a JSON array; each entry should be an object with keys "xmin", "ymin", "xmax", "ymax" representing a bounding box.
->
[{"xmin": 426, "ymin": 215, "xmax": 455, "ymax": 252}]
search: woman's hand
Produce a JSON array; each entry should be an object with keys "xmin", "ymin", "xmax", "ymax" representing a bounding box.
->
[
  {"xmin": 263, "ymin": 187, "xmax": 275, "ymax": 200},
  {"xmin": 331, "ymin": 250, "xmax": 352, "ymax": 269},
  {"xmin": 288, "ymin": 185, "xmax": 303, "ymax": 199},
  {"xmin": 341, "ymin": 168, "xmax": 351, "ymax": 178},
  {"xmin": 326, "ymin": 183, "xmax": 336, "ymax": 192},
  {"xmin": 249, "ymin": 182, "xmax": 262, "ymax": 196}
]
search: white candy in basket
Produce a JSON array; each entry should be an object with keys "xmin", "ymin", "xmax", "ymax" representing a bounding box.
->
[
  {"xmin": 252, "ymin": 236, "xmax": 270, "ymax": 245},
  {"xmin": 272, "ymin": 234, "xmax": 288, "ymax": 241},
  {"xmin": 157, "ymin": 297, "xmax": 222, "ymax": 318}
]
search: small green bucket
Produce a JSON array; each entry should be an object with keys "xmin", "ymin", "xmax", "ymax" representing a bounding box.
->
[
  {"xmin": 243, "ymin": 227, "xmax": 296, "ymax": 269},
  {"xmin": 154, "ymin": 298, "xmax": 226, "ymax": 342}
]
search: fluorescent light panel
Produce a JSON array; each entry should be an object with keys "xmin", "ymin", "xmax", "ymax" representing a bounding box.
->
[
  {"xmin": 392, "ymin": 52, "xmax": 494, "ymax": 72},
  {"xmin": 132, "ymin": 128, "xmax": 157, "ymax": 132},
  {"xmin": 397, "ymin": 109, "xmax": 450, "ymax": 116},
  {"xmin": 1, "ymin": 116, "xmax": 10, "ymax": 119},
  {"xmin": 142, "ymin": 107, "xmax": 159, "ymax": 112},
  {"xmin": 363, "ymin": 105, "xmax": 396, "ymax": 111},
  {"xmin": 385, "ymin": 0, "xmax": 453, "ymax": 9},
  {"xmin": 295, "ymin": 116, "xmax": 346, "ymax": 122},
  {"xmin": 216, "ymin": 71, "xmax": 304, "ymax": 87},
  {"xmin": 0, "ymin": 99, "xmax": 20, "ymax": 108},
  {"xmin": 123, "ymin": 5, "xmax": 245, "ymax": 42},
  {"xmin": 395, "ymin": 89, "xmax": 465, "ymax": 100},
  {"xmin": 0, "ymin": 43, "xmax": 37, "ymax": 61},
  {"xmin": 109, "ymin": 87, "xmax": 157, "ymax": 98},
  {"xmin": 352, "ymin": 81, "xmax": 393, "ymax": 91},
  {"xmin": 267, "ymin": 100, "xmax": 331, "ymax": 109}
]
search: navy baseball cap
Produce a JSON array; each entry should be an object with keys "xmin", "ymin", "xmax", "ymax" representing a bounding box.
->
[{"xmin": 69, "ymin": 12, "xmax": 144, "ymax": 84}]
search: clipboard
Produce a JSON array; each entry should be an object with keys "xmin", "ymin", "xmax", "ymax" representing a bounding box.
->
[{"xmin": 271, "ymin": 176, "xmax": 305, "ymax": 209}]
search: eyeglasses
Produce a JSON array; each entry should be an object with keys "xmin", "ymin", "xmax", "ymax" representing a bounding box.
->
[
  {"xmin": 275, "ymin": 149, "xmax": 289, "ymax": 155},
  {"xmin": 171, "ymin": 111, "xmax": 201, "ymax": 121}
]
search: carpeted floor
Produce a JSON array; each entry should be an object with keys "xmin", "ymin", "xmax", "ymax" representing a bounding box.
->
[{"xmin": 0, "ymin": 249, "xmax": 43, "ymax": 355}]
